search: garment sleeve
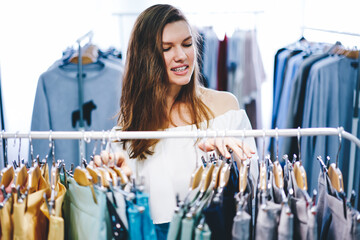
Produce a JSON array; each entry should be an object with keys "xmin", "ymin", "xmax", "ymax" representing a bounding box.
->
[{"xmin": 30, "ymin": 74, "xmax": 52, "ymax": 159}]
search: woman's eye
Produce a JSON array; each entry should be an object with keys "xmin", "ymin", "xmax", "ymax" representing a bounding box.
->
[
  {"xmin": 162, "ymin": 47, "xmax": 171, "ymax": 52},
  {"xmin": 183, "ymin": 43, "xmax": 192, "ymax": 47}
]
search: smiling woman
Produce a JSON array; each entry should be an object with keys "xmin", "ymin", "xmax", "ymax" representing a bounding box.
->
[
  {"xmin": 112, "ymin": 4, "xmax": 258, "ymax": 239},
  {"xmin": 162, "ymin": 20, "xmax": 195, "ymax": 89}
]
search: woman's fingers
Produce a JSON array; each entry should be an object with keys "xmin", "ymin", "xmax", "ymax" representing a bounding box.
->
[{"xmin": 198, "ymin": 137, "xmax": 255, "ymax": 161}]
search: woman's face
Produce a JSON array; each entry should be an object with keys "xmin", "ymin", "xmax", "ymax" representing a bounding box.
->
[{"xmin": 162, "ymin": 20, "xmax": 195, "ymax": 88}]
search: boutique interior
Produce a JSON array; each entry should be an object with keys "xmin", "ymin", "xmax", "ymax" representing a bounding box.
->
[{"xmin": 0, "ymin": 0, "xmax": 359, "ymax": 239}]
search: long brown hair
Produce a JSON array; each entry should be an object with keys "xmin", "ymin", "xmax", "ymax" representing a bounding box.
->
[{"xmin": 118, "ymin": 4, "xmax": 213, "ymax": 159}]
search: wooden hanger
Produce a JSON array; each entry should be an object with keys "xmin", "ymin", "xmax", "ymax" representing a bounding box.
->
[
  {"xmin": 0, "ymin": 166, "xmax": 14, "ymax": 189},
  {"xmin": 27, "ymin": 164, "xmax": 41, "ymax": 194},
  {"xmin": 189, "ymin": 164, "xmax": 204, "ymax": 190},
  {"xmin": 273, "ymin": 160, "xmax": 284, "ymax": 189},
  {"xmin": 328, "ymin": 163, "xmax": 344, "ymax": 192},
  {"xmin": 73, "ymin": 166, "xmax": 97, "ymax": 204},
  {"xmin": 69, "ymin": 44, "xmax": 99, "ymax": 64},
  {"xmin": 201, "ymin": 162, "xmax": 215, "ymax": 193},
  {"xmin": 218, "ymin": 162, "xmax": 231, "ymax": 189},
  {"xmin": 259, "ymin": 161, "xmax": 267, "ymax": 192},
  {"xmin": 293, "ymin": 161, "xmax": 308, "ymax": 191},
  {"xmin": 238, "ymin": 161, "xmax": 248, "ymax": 193}
]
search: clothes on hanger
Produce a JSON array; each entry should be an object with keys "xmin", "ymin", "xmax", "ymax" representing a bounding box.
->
[
  {"xmin": 199, "ymin": 27, "xmax": 266, "ymax": 131},
  {"xmin": 111, "ymin": 109, "xmax": 259, "ymax": 225},
  {"xmin": 270, "ymin": 40, "xmax": 360, "ymax": 206},
  {"xmin": 30, "ymin": 45, "xmax": 124, "ymax": 167}
]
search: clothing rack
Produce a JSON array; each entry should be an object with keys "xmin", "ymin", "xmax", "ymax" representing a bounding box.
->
[
  {"xmin": 302, "ymin": 26, "xmax": 360, "ymax": 38},
  {"xmin": 1, "ymin": 127, "xmax": 359, "ymax": 147},
  {"xmin": 298, "ymin": 25, "xmax": 360, "ymax": 198}
]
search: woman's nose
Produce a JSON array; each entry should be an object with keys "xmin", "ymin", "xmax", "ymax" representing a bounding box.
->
[{"xmin": 173, "ymin": 46, "xmax": 186, "ymax": 62}]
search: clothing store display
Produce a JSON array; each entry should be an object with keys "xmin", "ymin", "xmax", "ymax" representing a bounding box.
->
[
  {"xmin": 199, "ymin": 28, "xmax": 266, "ymax": 130},
  {"xmin": 270, "ymin": 40, "xmax": 360, "ymax": 209},
  {"xmin": 30, "ymin": 46, "xmax": 123, "ymax": 166},
  {"xmin": 217, "ymin": 35, "xmax": 228, "ymax": 91},
  {"xmin": 64, "ymin": 177, "xmax": 112, "ymax": 240},
  {"xmin": 112, "ymin": 109, "xmax": 259, "ymax": 224},
  {"xmin": 201, "ymin": 27, "xmax": 219, "ymax": 90}
]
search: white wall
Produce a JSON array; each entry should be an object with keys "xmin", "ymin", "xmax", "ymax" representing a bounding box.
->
[{"xmin": 0, "ymin": 0, "xmax": 359, "ymax": 163}]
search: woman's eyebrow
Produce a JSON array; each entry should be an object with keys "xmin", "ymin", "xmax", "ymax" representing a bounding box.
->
[{"xmin": 162, "ymin": 36, "xmax": 192, "ymax": 45}]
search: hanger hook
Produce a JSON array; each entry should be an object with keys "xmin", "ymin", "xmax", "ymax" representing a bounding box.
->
[
  {"xmin": 18, "ymin": 135, "xmax": 22, "ymax": 166},
  {"xmin": 3, "ymin": 130, "xmax": 7, "ymax": 166},
  {"xmin": 336, "ymin": 127, "xmax": 343, "ymax": 168},
  {"xmin": 84, "ymin": 132, "xmax": 91, "ymax": 144},
  {"xmin": 107, "ymin": 130, "xmax": 112, "ymax": 154},
  {"xmin": 13, "ymin": 131, "xmax": 19, "ymax": 148},
  {"xmin": 262, "ymin": 129, "xmax": 266, "ymax": 163},
  {"xmin": 297, "ymin": 127, "xmax": 301, "ymax": 161},
  {"xmin": 49, "ymin": 130, "xmax": 55, "ymax": 164},
  {"xmin": 101, "ymin": 130, "xmax": 106, "ymax": 151},
  {"xmin": 29, "ymin": 132, "xmax": 34, "ymax": 162},
  {"xmin": 275, "ymin": 127, "xmax": 279, "ymax": 162},
  {"xmin": 242, "ymin": 128, "xmax": 245, "ymax": 159}
]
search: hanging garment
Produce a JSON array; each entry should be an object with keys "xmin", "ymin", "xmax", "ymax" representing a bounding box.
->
[
  {"xmin": 277, "ymin": 205, "xmax": 294, "ymax": 240},
  {"xmin": 63, "ymin": 177, "xmax": 112, "ymax": 240},
  {"xmin": 40, "ymin": 181, "xmax": 66, "ymax": 240},
  {"xmin": 111, "ymin": 109, "xmax": 259, "ymax": 224},
  {"xmin": 136, "ymin": 191, "xmax": 157, "ymax": 240},
  {"xmin": 106, "ymin": 191, "xmax": 129, "ymax": 230},
  {"xmin": 301, "ymin": 55, "xmax": 358, "ymax": 193},
  {"xmin": 12, "ymin": 175, "xmax": 50, "ymax": 240},
  {"xmin": 288, "ymin": 169, "xmax": 317, "ymax": 240},
  {"xmin": 317, "ymin": 169, "xmax": 360, "ymax": 240},
  {"xmin": 31, "ymin": 53, "xmax": 123, "ymax": 166},
  {"xmin": 106, "ymin": 195, "xmax": 128, "ymax": 240},
  {"xmin": 201, "ymin": 27, "xmax": 219, "ymax": 90},
  {"xmin": 0, "ymin": 196, "xmax": 13, "ymax": 240},
  {"xmin": 217, "ymin": 34, "xmax": 228, "ymax": 91},
  {"xmin": 167, "ymin": 206, "xmax": 185, "ymax": 240},
  {"xmin": 254, "ymin": 201, "xmax": 281, "ymax": 240},
  {"xmin": 232, "ymin": 210, "xmax": 251, "ymax": 240}
]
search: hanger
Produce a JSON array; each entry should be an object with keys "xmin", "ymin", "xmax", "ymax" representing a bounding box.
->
[
  {"xmin": 293, "ymin": 128, "xmax": 307, "ymax": 190},
  {"xmin": 74, "ymin": 166, "xmax": 97, "ymax": 204},
  {"xmin": 328, "ymin": 128, "xmax": 345, "ymax": 193},
  {"xmin": 69, "ymin": 44, "xmax": 99, "ymax": 64},
  {"xmin": 238, "ymin": 129, "xmax": 248, "ymax": 194}
]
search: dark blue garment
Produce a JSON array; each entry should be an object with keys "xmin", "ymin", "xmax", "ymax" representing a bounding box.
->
[
  {"xmin": 203, "ymin": 201, "xmax": 226, "ymax": 240},
  {"xmin": 202, "ymin": 162, "xmax": 239, "ymax": 240},
  {"xmin": 155, "ymin": 222, "xmax": 169, "ymax": 240},
  {"xmin": 301, "ymin": 55, "xmax": 358, "ymax": 193}
]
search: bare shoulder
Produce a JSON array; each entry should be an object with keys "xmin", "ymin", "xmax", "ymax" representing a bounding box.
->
[{"xmin": 199, "ymin": 87, "xmax": 240, "ymax": 117}]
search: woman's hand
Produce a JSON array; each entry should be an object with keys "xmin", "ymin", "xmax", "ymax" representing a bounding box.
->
[{"xmin": 198, "ymin": 137, "xmax": 255, "ymax": 161}]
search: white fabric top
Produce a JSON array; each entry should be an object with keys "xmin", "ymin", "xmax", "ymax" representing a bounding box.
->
[{"xmin": 111, "ymin": 109, "xmax": 259, "ymax": 224}]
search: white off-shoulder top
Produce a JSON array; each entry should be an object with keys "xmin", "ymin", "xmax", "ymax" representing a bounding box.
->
[{"xmin": 111, "ymin": 109, "xmax": 259, "ymax": 224}]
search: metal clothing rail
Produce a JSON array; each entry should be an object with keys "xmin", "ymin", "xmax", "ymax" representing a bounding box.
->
[
  {"xmin": 302, "ymin": 27, "xmax": 360, "ymax": 37},
  {"xmin": 1, "ymin": 127, "xmax": 360, "ymax": 147}
]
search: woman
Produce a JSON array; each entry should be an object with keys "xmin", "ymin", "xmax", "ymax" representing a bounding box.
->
[{"xmin": 113, "ymin": 4, "xmax": 258, "ymax": 239}]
